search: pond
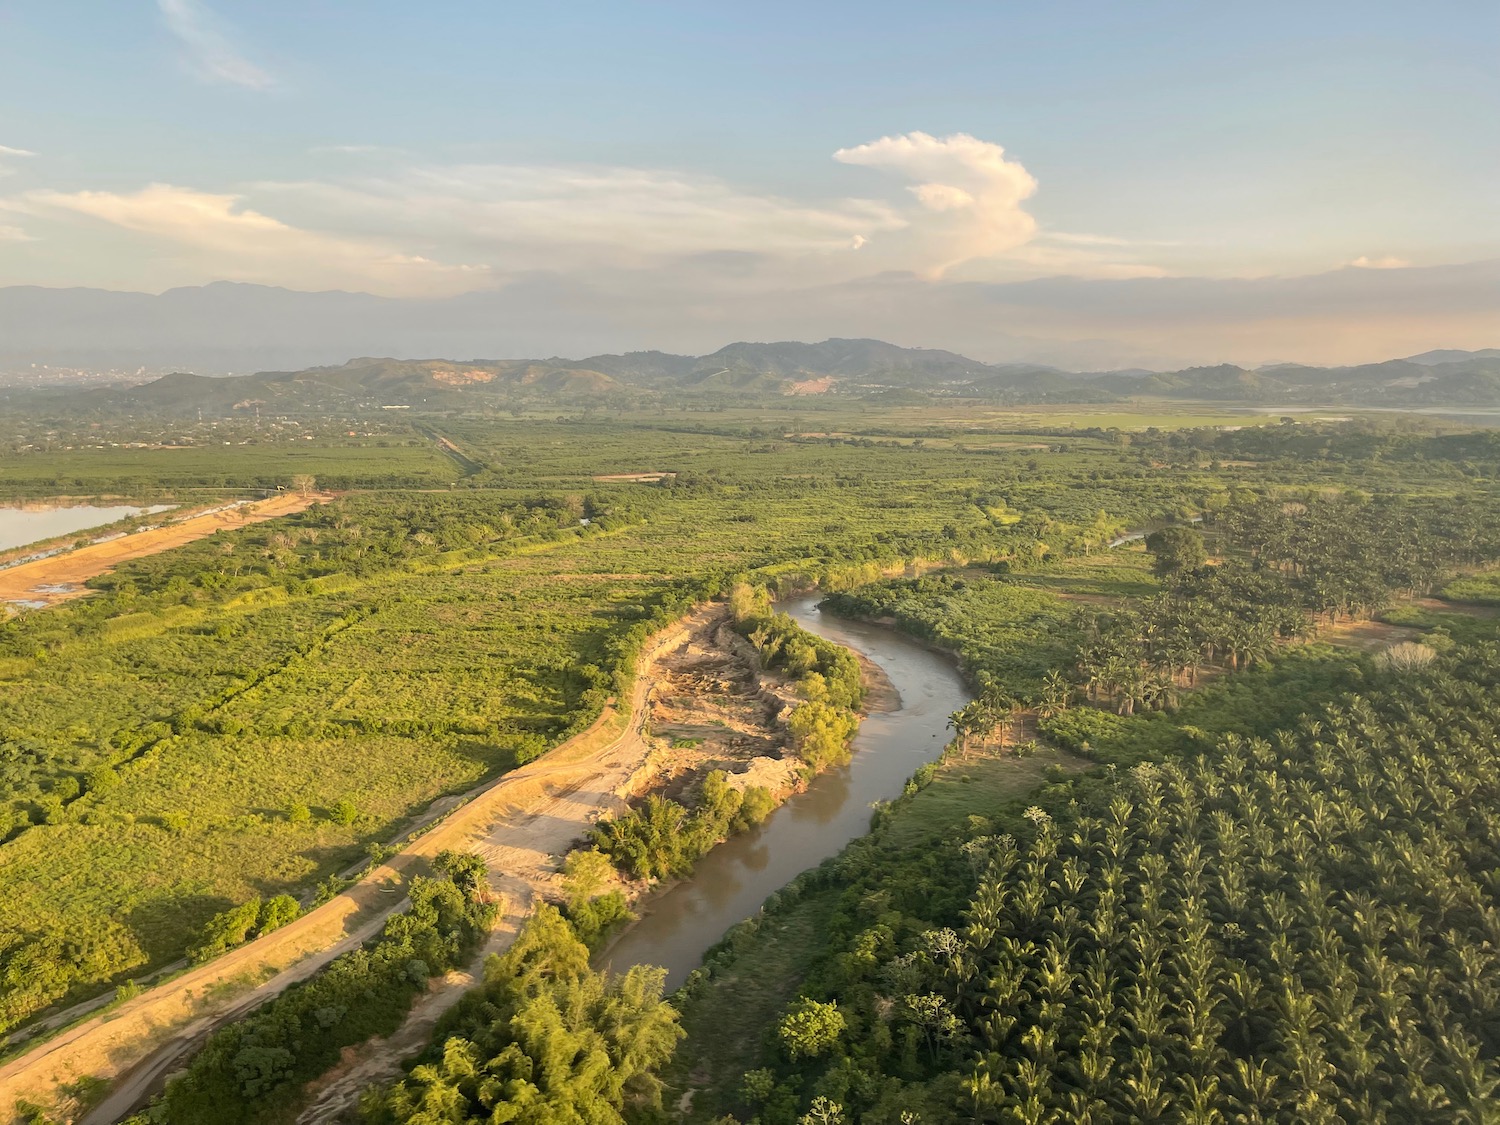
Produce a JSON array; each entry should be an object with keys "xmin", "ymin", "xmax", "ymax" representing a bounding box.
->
[{"xmin": 0, "ymin": 505, "xmax": 168, "ymax": 554}]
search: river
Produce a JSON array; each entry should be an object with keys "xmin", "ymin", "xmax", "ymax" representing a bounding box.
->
[{"xmin": 598, "ymin": 596, "xmax": 971, "ymax": 990}]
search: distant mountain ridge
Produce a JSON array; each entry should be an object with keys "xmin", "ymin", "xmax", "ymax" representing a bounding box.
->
[{"xmin": 9, "ymin": 339, "xmax": 1500, "ymax": 415}]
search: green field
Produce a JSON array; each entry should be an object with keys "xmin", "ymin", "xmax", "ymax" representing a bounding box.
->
[
  {"xmin": 4, "ymin": 409, "xmax": 1500, "ymax": 1124},
  {"xmin": 0, "ymin": 424, "xmax": 1251, "ymax": 1031}
]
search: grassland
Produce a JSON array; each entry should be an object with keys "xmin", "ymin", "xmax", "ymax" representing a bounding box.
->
[
  {"xmin": 0, "ymin": 427, "xmax": 1243, "ymax": 1032},
  {"xmin": 0, "ymin": 439, "xmax": 453, "ymax": 495},
  {"xmin": 1, "ymin": 411, "xmax": 1494, "ymax": 1044}
]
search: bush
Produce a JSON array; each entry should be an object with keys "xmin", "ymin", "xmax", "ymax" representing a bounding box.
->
[
  {"xmin": 256, "ymin": 895, "xmax": 300, "ymax": 934},
  {"xmin": 593, "ymin": 772, "xmax": 776, "ymax": 881},
  {"xmin": 188, "ymin": 900, "xmax": 261, "ymax": 964},
  {"xmin": 778, "ymin": 998, "xmax": 845, "ymax": 1060}
]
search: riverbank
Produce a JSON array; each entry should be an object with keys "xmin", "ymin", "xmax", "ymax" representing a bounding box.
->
[
  {"xmin": 663, "ymin": 732, "xmax": 1085, "ymax": 1121},
  {"xmin": 595, "ymin": 598, "xmax": 970, "ymax": 994}
]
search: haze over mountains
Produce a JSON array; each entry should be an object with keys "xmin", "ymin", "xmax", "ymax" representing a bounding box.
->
[
  {"xmin": 4, "ymin": 263, "xmax": 1499, "ymax": 377},
  {"xmin": 9, "ymin": 334, "xmax": 1500, "ymax": 415}
]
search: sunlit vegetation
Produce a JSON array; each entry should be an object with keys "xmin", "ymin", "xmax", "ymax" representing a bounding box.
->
[
  {"xmin": 7, "ymin": 409, "xmax": 1500, "ymax": 1125},
  {"xmin": 670, "ymin": 637, "xmax": 1500, "ymax": 1124},
  {"xmin": 1, "ymin": 422, "xmax": 1250, "ymax": 1035},
  {"xmin": 593, "ymin": 772, "xmax": 778, "ymax": 882},
  {"xmin": 822, "ymin": 575, "xmax": 1079, "ymax": 705},
  {"xmin": 817, "ymin": 656, "xmax": 1500, "ymax": 1121},
  {"xmin": 129, "ymin": 854, "xmax": 497, "ymax": 1125},
  {"xmin": 361, "ymin": 904, "xmax": 681, "ymax": 1124}
]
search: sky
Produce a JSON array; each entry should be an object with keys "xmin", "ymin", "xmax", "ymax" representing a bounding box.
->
[{"xmin": 0, "ymin": 0, "xmax": 1496, "ymax": 366}]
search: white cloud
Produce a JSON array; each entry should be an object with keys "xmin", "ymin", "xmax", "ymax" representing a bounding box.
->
[
  {"xmin": 0, "ymin": 224, "xmax": 34, "ymax": 242},
  {"xmin": 254, "ymin": 163, "xmax": 904, "ymax": 279},
  {"xmin": 1349, "ymin": 255, "xmax": 1411, "ymax": 270},
  {"xmin": 0, "ymin": 146, "xmax": 35, "ymax": 159},
  {"xmin": 158, "ymin": 0, "xmax": 274, "ymax": 90},
  {"xmin": 833, "ymin": 131, "xmax": 1040, "ymax": 277},
  {"xmin": 0, "ymin": 130, "xmax": 1157, "ymax": 296},
  {"xmin": 10, "ymin": 184, "xmax": 485, "ymax": 296}
]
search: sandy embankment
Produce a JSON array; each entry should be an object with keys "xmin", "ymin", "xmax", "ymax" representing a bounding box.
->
[{"xmin": 0, "ymin": 492, "xmax": 331, "ymax": 607}]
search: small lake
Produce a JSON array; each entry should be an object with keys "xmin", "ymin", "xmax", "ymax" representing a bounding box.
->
[
  {"xmin": 597, "ymin": 596, "xmax": 970, "ymax": 990},
  {"xmin": 0, "ymin": 505, "xmax": 166, "ymax": 554}
]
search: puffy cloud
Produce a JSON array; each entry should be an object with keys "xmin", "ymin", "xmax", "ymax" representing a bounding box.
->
[
  {"xmin": 11, "ymin": 184, "xmax": 485, "ymax": 296},
  {"xmin": 834, "ymin": 131, "xmax": 1040, "ymax": 277},
  {"xmin": 157, "ymin": 0, "xmax": 274, "ymax": 90}
]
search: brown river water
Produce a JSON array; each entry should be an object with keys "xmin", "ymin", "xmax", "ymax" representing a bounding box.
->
[{"xmin": 597, "ymin": 595, "xmax": 971, "ymax": 990}]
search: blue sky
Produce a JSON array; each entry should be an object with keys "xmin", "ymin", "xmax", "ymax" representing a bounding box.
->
[{"xmin": 0, "ymin": 1, "xmax": 1496, "ymax": 364}]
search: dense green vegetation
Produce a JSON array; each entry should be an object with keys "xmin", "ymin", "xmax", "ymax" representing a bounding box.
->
[
  {"xmin": 666, "ymin": 630, "xmax": 1500, "ymax": 1123},
  {"xmin": 8, "ymin": 409, "xmax": 1500, "ymax": 1125},
  {"xmin": 821, "ymin": 575, "xmax": 1080, "ymax": 705},
  {"xmin": 9, "ymin": 420, "xmax": 1218, "ymax": 1036},
  {"xmin": 646, "ymin": 462, "xmax": 1500, "ymax": 1123},
  {"xmin": 594, "ymin": 772, "xmax": 778, "ymax": 882},
  {"xmin": 131, "ymin": 853, "xmax": 496, "ymax": 1125},
  {"xmin": 362, "ymin": 904, "xmax": 681, "ymax": 1124}
]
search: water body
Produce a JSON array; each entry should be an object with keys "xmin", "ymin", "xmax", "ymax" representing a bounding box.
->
[
  {"xmin": 0, "ymin": 505, "xmax": 164, "ymax": 554},
  {"xmin": 598, "ymin": 596, "xmax": 970, "ymax": 990}
]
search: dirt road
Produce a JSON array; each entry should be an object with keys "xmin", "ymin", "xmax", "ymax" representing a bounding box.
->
[
  {"xmin": 0, "ymin": 493, "xmax": 330, "ymax": 607},
  {"xmin": 1, "ymin": 608, "xmax": 705, "ymax": 1124}
]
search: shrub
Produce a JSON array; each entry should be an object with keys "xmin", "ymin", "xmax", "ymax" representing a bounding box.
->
[
  {"xmin": 256, "ymin": 895, "xmax": 300, "ymax": 934},
  {"xmin": 188, "ymin": 900, "xmax": 261, "ymax": 964}
]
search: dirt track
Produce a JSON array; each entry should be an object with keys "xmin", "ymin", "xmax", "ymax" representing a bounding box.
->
[
  {"xmin": 0, "ymin": 607, "xmax": 708, "ymax": 1124},
  {"xmin": 0, "ymin": 493, "xmax": 330, "ymax": 607}
]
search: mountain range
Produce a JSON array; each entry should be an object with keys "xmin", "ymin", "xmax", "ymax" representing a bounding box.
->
[
  {"xmin": 8, "ymin": 337, "xmax": 1500, "ymax": 415},
  {"xmin": 2, "ymin": 282, "xmax": 1497, "ymax": 412}
]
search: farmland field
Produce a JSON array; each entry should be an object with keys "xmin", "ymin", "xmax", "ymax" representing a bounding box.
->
[{"xmin": 2, "ymin": 410, "xmax": 1500, "ymax": 1125}]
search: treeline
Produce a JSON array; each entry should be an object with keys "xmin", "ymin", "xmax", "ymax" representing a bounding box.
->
[
  {"xmin": 1074, "ymin": 493, "xmax": 1500, "ymax": 718},
  {"xmin": 129, "ymin": 853, "xmax": 497, "ymax": 1125},
  {"xmin": 1127, "ymin": 417, "xmax": 1500, "ymax": 475},
  {"xmin": 706, "ymin": 641, "xmax": 1500, "ymax": 1124},
  {"xmin": 89, "ymin": 490, "xmax": 639, "ymax": 602},
  {"xmin": 361, "ymin": 904, "xmax": 680, "ymax": 1124}
]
